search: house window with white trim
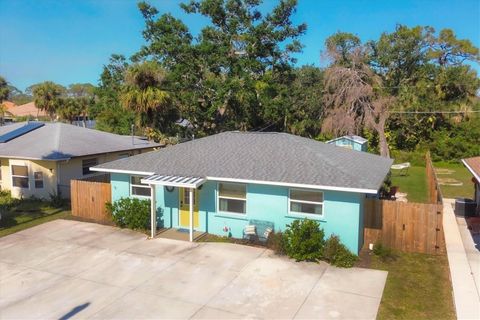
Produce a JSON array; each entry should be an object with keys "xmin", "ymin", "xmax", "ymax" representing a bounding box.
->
[
  {"xmin": 34, "ymin": 172, "xmax": 44, "ymax": 188},
  {"xmin": 218, "ymin": 182, "xmax": 246, "ymax": 214},
  {"xmin": 82, "ymin": 158, "xmax": 98, "ymax": 175},
  {"xmin": 11, "ymin": 165, "xmax": 29, "ymax": 188},
  {"xmin": 289, "ymin": 188, "xmax": 324, "ymax": 216},
  {"xmin": 130, "ymin": 176, "xmax": 151, "ymax": 198}
]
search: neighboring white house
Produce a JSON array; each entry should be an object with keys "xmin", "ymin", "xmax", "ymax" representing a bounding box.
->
[
  {"xmin": 0, "ymin": 122, "xmax": 161, "ymax": 199},
  {"xmin": 462, "ymin": 156, "xmax": 480, "ymax": 214}
]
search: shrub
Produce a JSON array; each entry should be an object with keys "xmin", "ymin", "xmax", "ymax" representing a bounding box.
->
[
  {"xmin": 373, "ymin": 242, "xmax": 397, "ymax": 262},
  {"xmin": 49, "ymin": 190, "xmax": 65, "ymax": 208},
  {"xmin": 106, "ymin": 197, "xmax": 151, "ymax": 230},
  {"xmin": 323, "ymin": 235, "xmax": 358, "ymax": 268},
  {"xmin": 0, "ymin": 190, "xmax": 18, "ymax": 209},
  {"xmin": 283, "ymin": 219, "xmax": 325, "ymax": 261},
  {"xmin": 267, "ymin": 232, "xmax": 286, "ymax": 255}
]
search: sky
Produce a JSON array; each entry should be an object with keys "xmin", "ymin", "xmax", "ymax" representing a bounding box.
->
[{"xmin": 0, "ymin": 0, "xmax": 479, "ymax": 91}]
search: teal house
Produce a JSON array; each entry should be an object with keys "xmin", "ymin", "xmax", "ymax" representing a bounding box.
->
[
  {"xmin": 327, "ymin": 135, "xmax": 368, "ymax": 152},
  {"xmin": 92, "ymin": 132, "xmax": 391, "ymax": 254}
]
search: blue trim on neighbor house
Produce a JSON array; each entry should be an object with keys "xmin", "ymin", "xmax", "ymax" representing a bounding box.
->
[
  {"xmin": 327, "ymin": 137, "xmax": 368, "ymax": 152},
  {"xmin": 110, "ymin": 173, "xmax": 366, "ymax": 254}
]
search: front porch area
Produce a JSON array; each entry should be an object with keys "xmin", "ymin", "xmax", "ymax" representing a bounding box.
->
[{"xmin": 156, "ymin": 228, "xmax": 206, "ymax": 242}]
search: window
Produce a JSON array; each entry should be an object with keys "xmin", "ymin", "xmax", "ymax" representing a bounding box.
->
[
  {"xmin": 34, "ymin": 172, "xmax": 44, "ymax": 188},
  {"xmin": 11, "ymin": 165, "xmax": 29, "ymax": 188},
  {"xmin": 118, "ymin": 153, "xmax": 130, "ymax": 159},
  {"xmin": 218, "ymin": 183, "xmax": 246, "ymax": 214},
  {"xmin": 82, "ymin": 158, "xmax": 98, "ymax": 175},
  {"xmin": 130, "ymin": 176, "xmax": 151, "ymax": 198},
  {"xmin": 289, "ymin": 189, "xmax": 324, "ymax": 216}
]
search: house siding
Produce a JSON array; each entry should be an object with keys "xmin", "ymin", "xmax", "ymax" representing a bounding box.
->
[
  {"xmin": 110, "ymin": 175, "xmax": 366, "ymax": 254},
  {"xmin": 0, "ymin": 158, "xmax": 57, "ymax": 199},
  {"xmin": 0, "ymin": 149, "xmax": 152, "ymax": 200}
]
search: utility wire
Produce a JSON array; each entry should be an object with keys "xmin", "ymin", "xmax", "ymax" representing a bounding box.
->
[{"xmin": 390, "ymin": 110, "xmax": 480, "ymax": 114}]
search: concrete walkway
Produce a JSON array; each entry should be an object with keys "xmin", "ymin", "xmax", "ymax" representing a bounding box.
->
[
  {"xmin": 443, "ymin": 199, "xmax": 480, "ymax": 319},
  {"xmin": 0, "ymin": 220, "xmax": 387, "ymax": 319}
]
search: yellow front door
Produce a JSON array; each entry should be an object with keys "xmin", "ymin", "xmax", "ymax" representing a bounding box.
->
[{"xmin": 179, "ymin": 188, "xmax": 199, "ymax": 228}]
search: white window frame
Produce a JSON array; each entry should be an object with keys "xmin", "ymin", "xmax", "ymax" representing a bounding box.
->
[
  {"xmin": 130, "ymin": 175, "xmax": 151, "ymax": 199},
  {"xmin": 288, "ymin": 188, "xmax": 324, "ymax": 218},
  {"xmin": 217, "ymin": 182, "xmax": 247, "ymax": 215},
  {"xmin": 82, "ymin": 158, "xmax": 98, "ymax": 176},
  {"xmin": 34, "ymin": 172, "xmax": 44, "ymax": 189},
  {"xmin": 11, "ymin": 165, "xmax": 29, "ymax": 189}
]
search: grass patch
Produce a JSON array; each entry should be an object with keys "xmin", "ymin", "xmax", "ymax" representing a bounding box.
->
[
  {"xmin": 371, "ymin": 252, "xmax": 455, "ymax": 320},
  {"xmin": 434, "ymin": 161, "xmax": 475, "ymax": 199},
  {"xmin": 391, "ymin": 166, "xmax": 428, "ymax": 203},
  {"xmin": 0, "ymin": 192, "xmax": 71, "ymax": 237}
]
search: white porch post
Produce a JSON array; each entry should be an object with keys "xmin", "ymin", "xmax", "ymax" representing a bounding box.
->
[
  {"xmin": 189, "ymin": 187, "xmax": 193, "ymax": 242},
  {"xmin": 150, "ymin": 184, "xmax": 156, "ymax": 238}
]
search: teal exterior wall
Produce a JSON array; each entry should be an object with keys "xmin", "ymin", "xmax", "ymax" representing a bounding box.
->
[
  {"xmin": 110, "ymin": 174, "xmax": 366, "ymax": 254},
  {"xmin": 330, "ymin": 138, "xmax": 367, "ymax": 152},
  {"xmin": 111, "ymin": 173, "xmax": 130, "ymax": 202}
]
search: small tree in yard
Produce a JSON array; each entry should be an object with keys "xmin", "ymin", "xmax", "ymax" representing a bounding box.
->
[
  {"xmin": 283, "ymin": 219, "xmax": 326, "ymax": 262},
  {"xmin": 106, "ymin": 197, "xmax": 150, "ymax": 231}
]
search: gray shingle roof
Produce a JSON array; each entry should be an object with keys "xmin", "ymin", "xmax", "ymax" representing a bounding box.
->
[
  {"xmin": 0, "ymin": 122, "xmax": 161, "ymax": 160},
  {"xmin": 94, "ymin": 132, "xmax": 393, "ymax": 193}
]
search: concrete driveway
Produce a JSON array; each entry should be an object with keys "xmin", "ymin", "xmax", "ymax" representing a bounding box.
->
[{"xmin": 0, "ymin": 220, "xmax": 387, "ymax": 319}]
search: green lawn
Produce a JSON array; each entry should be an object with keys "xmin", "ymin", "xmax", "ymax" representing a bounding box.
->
[
  {"xmin": 371, "ymin": 252, "xmax": 455, "ymax": 320},
  {"xmin": 434, "ymin": 161, "xmax": 475, "ymax": 199},
  {"xmin": 0, "ymin": 193, "xmax": 71, "ymax": 237},
  {"xmin": 391, "ymin": 166, "xmax": 429, "ymax": 203}
]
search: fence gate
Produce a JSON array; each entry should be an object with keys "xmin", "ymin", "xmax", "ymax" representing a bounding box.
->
[
  {"xmin": 70, "ymin": 179, "xmax": 112, "ymax": 223},
  {"xmin": 364, "ymin": 199, "xmax": 445, "ymax": 254}
]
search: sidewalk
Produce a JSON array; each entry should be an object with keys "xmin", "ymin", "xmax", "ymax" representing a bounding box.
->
[{"xmin": 443, "ymin": 199, "xmax": 480, "ymax": 319}]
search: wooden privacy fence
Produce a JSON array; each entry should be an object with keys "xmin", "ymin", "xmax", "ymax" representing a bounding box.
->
[
  {"xmin": 364, "ymin": 199, "xmax": 444, "ymax": 254},
  {"xmin": 426, "ymin": 151, "xmax": 443, "ymax": 205},
  {"xmin": 71, "ymin": 179, "xmax": 112, "ymax": 223}
]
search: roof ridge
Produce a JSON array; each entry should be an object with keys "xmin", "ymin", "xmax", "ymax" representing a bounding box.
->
[{"xmin": 54, "ymin": 122, "xmax": 62, "ymax": 152}]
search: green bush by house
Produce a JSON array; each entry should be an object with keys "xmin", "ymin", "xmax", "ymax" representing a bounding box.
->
[
  {"xmin": 283, "ymin": 219, "xmax": 326, "ymax": 261},
  {"xmin": 323, "ymin": 235, "xmax": 358, "ymax": 268},
  {"xmin": 280, "ymin": 219, "xmax": 358, "ymax": 267},
  {"xmin": 106, "ymin": 197, "xmax": 151, "ymax": 231}
]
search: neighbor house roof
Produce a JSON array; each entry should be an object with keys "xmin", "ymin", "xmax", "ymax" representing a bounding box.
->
[
  {"xmin": 93, "ymin": 132, "xmax": 393, "ymax": 193},
  {"xmin": 0, "ymin": 122, "xmax": 161, "ymax": 161},
  {"xmin": 327, "ymin": 135, "xmax": 368, "ymax": 145},
  {"xmin": 6, "ymin": 102, "xmax": 47, "ymax": 118},
  {"xmin": 462, "ymin": 156, "xmax": 480, "ymax": 182}
]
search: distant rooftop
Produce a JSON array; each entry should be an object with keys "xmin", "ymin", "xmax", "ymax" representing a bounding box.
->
[
  {"xmin": 0, "ymin": 122, "xmax": 161, "ymax": 160},
  {"xmin": 327, "ymin": 135, "xmax": 368, "ymax": 144},
  {"xmin": 463, "ymin": 156, "xmax": 480, "ymax": 181},
  {"xmin": 6, "ymin": 101, "xmax": 47, "ymax": 118}
]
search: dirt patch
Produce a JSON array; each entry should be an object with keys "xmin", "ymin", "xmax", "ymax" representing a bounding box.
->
[
  {"xmin": 356, "ymin": 249, "xmax": 373, "ymax": 268},
  {"xmin": 435, "ymin": 168, "xmax": 455, "ymax": 175}
]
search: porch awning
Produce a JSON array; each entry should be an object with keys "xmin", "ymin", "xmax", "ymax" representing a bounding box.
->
[{"xmin": 141, "ymin": 174, "xmax": 206, "ymax": 189}]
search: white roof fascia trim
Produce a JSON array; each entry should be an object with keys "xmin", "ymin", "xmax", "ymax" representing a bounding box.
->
[
  {"xmin": 90, "ymin": 167, "xmax": 155, "ymax": 176},
  {"xmin": 206, "ymin": 176, "xmax": 378, "ymax": 194},
  {"xmin": 327, "ymin": 136, "xmax": 367, "ymax": 145},
  {"xmin": 0, "ymin": 155, "xmax": 71, "ymax": 161},
  {"xmin": 462, "ymin": 159, "xmax": 480, "ymax": 182}
]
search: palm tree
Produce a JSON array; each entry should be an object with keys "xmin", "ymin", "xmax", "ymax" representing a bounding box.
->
[
  {"xmin": 57, "ymin": 97, "xmax": 80, "ymax": 124},
  {"xmin": 32, "ymin": 81, "xmax": 65, "ymax": 121},
  {"xmin": 0, "ymin": 76, "xmax": 10, "ymax": 125},
  {"xmin": 119, "ymin": 61, "xmax": 170, "ymax": 129}
]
